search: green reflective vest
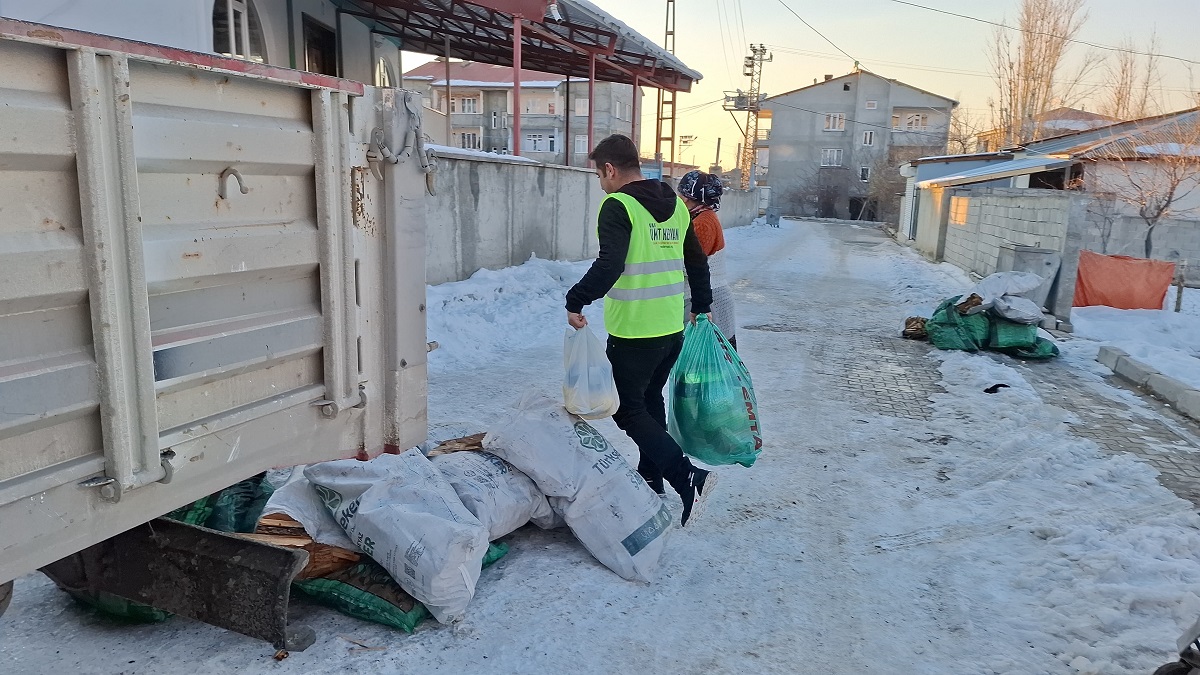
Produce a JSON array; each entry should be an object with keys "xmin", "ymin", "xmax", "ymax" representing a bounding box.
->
[{"xmin": 603, "ymin": 192, "xmax": 690, "ymax": 339}]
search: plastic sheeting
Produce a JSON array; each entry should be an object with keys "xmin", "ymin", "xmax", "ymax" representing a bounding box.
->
[{"xmin": 1073, "ymin": 251, "xmax": 1176, "ymax": 310}]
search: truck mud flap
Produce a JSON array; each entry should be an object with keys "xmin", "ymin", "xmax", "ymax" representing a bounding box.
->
[{"xmin": 40, "ymin": 518, "xmax": 315, "ymax": 651}]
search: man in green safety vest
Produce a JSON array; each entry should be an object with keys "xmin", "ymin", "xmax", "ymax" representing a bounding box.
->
[{"xmin": 566, "ymin": 134, "xmax": 718, "ymax": 527}]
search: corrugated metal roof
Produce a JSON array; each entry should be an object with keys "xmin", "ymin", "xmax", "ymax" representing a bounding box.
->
[{"xmin": 917, "ymin": 156, "xmax": 1074, "ymax": 189}]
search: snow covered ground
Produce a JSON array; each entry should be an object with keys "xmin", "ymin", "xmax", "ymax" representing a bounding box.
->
[
  {"xmin": 1072, "ymin": 306, "xmax": 1200, "ymax": 389},
  {"xmin": 4, "ymin": 219, "xmax": 1200, "ymax": 675}
]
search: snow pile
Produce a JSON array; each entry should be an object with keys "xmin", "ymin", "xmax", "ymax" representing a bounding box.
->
[
  {"xmin": 425, "ymin": 256, "xmax": 596, "ymax": 370},
  {"xmin": 1073, "ymin": 306, "xmax": 1200, "ymax": 389}
]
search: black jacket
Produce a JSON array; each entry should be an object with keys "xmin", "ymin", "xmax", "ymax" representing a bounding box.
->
[{"xmin": 566, "ymin": 179, "xmax": 713, "ymax": 315}]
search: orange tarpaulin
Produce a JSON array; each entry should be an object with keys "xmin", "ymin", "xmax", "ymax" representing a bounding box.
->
[{"xmin": 1073, "ymin": 250, "xmax": 1176, "ymax": 309}]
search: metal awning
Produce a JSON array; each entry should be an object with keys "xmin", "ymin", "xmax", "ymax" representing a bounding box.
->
[
  {"xmin": 337, "ymin": 0, "xmax": 701, "ymax": 91},
  {"xmin": 917, "ymin": 156, "xmax": 1075, "ymax": 189}
]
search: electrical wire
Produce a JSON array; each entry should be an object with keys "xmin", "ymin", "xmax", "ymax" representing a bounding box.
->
[
  {"xmin": 773, "ymin": 0, "xmax": 861, "ymax": 65},
  {"xmin": 889, "ymin": 0, "xmax": 1200, "ymax": 66}
]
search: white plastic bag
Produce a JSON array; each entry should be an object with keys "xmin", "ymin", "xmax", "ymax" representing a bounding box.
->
[
  {"xmin": 304, "ymin": 450, "xmax": 490, "ymax": 624},
  {"xmin": 484, "ymin": 395, "xmax": 672, "ymax": 582},
  {"xmin": 965, "ymin": 271, "xmax": 1046, "ymax": 314},
  {"xmin": 431, "ymin": 451, "xmax": 561, "ymax": 540},
  {"xmin": 563, "ymin": 327, "xmax": 619, "ymax": 419},
  {"xmin": 991, "ymin": 295, "xmax": 1045, "ymax": 324}
]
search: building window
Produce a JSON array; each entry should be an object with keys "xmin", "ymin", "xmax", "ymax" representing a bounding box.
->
[
  {"xmin": 950, "ymin": 196, "xmax": 970, "ymax": 225},
  {"xmin": 524, "ymin": 133, "xmax": 547, "ymax": 152},
  {"xmin": 549, "ymin": 102, "xmax": 556, "ymax": 114},
  {"xmin": 457, "ymin": 132, "xmax": 480, "ymax": 150},
  {"xmin": 302, "ymin": 15, "xmax": 337, "ymax": 76},
  {"xmin": 859, "ymin": 166, "xmax": 870, "ymax": 182},
  {"xmin": 374, "ymin": 57, "xmax": 393, "ymax": 88},
  {"xmin": 454, "ymin": 97, "xmax": 478, "ymax": 114},
  {"xmin": 574, "ymin": 134, "xmax": 588, "ymax": 154},
  {"xmin": 549, "ymin": 135, "xmax": 556, "ymax": 152},
  {"xmin": 820, "ymin": 148, "xmax": 843, "ymax": 166},
  {"xmin": 213, "ymin": 0, "xmax": 266, "ymax": 62},
  {"xmin": 865, "ymin": 100, "xmax": 878, "ymax": 110},
  {"xmin": 843, "ymin": 82, "xmax": 851, "ymax": 91},
  {"xmin": 862, "ymin": 131, "xmax": 875, "ymax": 146},
  {"xmin": 491, "ymin": 112, "xmax": 498, "ymax": 129},
  {"xmin": 575, "ymin": 98, "xmax": 589, "ymax": 117},
  {"xmin": 905, "ymin": 113, "xmax": 929, "ymax": 131},
  {"xmin": 892, "ymin": 114, "xmax": 901, "ymax": 131},
  {"xmin": 823, "ymin": 113, "xmax": 845, "ymax": 132}
]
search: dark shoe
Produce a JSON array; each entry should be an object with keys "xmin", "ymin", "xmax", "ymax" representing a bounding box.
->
[{"xmin": 680, "ymin": 468, "xmax": 718, "ymax": 527}]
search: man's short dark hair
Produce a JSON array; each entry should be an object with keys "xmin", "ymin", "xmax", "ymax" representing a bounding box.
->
[{"xmin": 588, "ymin": 134, "xmax": 641, "ymax": 173}]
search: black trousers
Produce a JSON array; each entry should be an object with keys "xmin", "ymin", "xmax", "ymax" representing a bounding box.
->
[{"xmin": 606, "ymin": 331, "xmax": 693, "ymax": 494}]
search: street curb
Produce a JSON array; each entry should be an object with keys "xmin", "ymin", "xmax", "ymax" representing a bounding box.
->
[{"xmin": 1098, "ymin": 346, "xmax": 1200, "ymax": 422}]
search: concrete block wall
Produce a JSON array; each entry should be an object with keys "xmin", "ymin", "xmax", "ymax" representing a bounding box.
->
[
  {"xmin": 425, "ymin": 155, "xmax": 603, "ymax": 284},
  {"xmin": 944, "ymin": 188, "xmax": 1071, "ymax": 278},
  {"xmin": 424, "ymin": 155, "xmax": 765, "ymax": 285},
  {"xmin": 719, "ymin": 189, "xmax": 763, "ymax": 230}
]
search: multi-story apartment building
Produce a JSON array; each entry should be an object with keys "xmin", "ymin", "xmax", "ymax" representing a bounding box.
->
[
  {"xmin": 403, "ymin": 60, "xmax": 641, "ymax": 166},
  {"xmin": 761, "ymin": 70, "xmax": 956, "ymax": 221}
]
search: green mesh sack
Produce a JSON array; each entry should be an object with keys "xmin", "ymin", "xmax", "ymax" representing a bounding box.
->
[
  {"xmin": 205, "ymin": 473, "xmax": 276, "ymax": 533},
  {"xmin": 1001, "ymin": 337, "xmax": 1060, "ymax": 360},
  {"xmin": 293, "ymin": 542, "xmax": 509, "ymax": 633},
  {"xmin": 667, "ymin": 316, "xmax": 762, "ymax": 467},
  {"xmin": 987, "ymin": 318, "xmax": 1038, "ymax": 349},
  {"xmin": 65, "ymin": 590, "xmax": 171, "ymax": 624}
]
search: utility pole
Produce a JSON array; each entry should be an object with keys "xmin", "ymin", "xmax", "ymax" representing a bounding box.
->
[
  {"xmin": 654, "ymin": 0, "xmax": 676, "ymax": 177},
  {"xmin": 725, "ymin": 44, "xmax": 771, "ymax": 190}
]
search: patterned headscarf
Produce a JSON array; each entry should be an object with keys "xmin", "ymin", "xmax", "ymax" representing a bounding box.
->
[{"xmin": 677, "ymin": 170, "xmax": 723, "ymax": 211}]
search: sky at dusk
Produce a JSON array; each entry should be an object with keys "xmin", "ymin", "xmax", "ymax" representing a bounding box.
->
[{"xmin": 407, "ymin": 0, "xmax": 1200, "ymax": 167}]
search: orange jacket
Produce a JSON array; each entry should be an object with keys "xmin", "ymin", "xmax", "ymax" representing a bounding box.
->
[{"xmin": 689, "ymin": 206, "xmax": 725, "ymax": 256}]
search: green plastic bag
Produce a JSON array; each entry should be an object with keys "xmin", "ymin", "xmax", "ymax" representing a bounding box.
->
[
  {"xmin": 293, "ymin": 542, "xmax": 510, "ymax": 633},
  {"xmin": 926, "ymin": 296, "xmax": 991, "ymax": 352},
  {"xmin": 667, "ymin": 316, "xmax": 762, "ymax": 467}
]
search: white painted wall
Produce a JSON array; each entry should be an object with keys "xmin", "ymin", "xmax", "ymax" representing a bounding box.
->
[
  {"xmin": 0, "ymin": 0, "xmax": 212, "ymax": 52},
  {"xmin": 1089, "ymin": 161, "xmax": 1200, "ymax": 219}
]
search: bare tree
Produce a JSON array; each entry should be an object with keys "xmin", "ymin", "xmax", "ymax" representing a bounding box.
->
[
  {"xmin": 1089, "ymin": 116, "xmax": 1200, "ymax": 257},
  {"xmin": 1099, "ymin": 33, "xmax": 1163, "ymax": 121},
  {"xmin": 947, "ymin": 107, "xmax": 981, "ymax": 155},
  {"xmin": 987, "ymin": 0, "xmax": 1104, "ymax": 147}
]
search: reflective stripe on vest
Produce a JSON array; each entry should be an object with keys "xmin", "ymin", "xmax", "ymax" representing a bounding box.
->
[{"xmin": 603, "ymin": 192, "xmax": 691, "ymax": 339}]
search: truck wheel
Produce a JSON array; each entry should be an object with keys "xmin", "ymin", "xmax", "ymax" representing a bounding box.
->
[
  {"xmin": 0, "ymin": 580, "xmax": 12, "ymax": 618},
  {"xmin": 1153, "ymin": 662, "xmax": 1194, "ymax": 675}
]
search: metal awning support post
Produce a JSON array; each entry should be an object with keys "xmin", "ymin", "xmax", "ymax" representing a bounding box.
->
[
  {"xmin": 512, "ymin": 18, "xmax": 522, "ymax": 156},
  {"xmin": 587, "ymin": 52, "xmax": 595, "ymax": 154},
  {"xmin": 631, "ymin": 75, "xmax": 638, "ymax": 146},
  {"xmin": 443, "ymin": 35, "xmax": 452, "ymax": 144},
  {"xmin": 564, "ymin": 75, "xmax": 571, "ymax": 165}
]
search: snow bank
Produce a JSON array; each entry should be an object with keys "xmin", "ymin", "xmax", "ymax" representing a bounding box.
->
[
  {"xmin": 1073, "ymin": 306, "xmax": 1200, "ymax": 389},
  {"xmin": 426, "ymin": 256, "xmax": 596, "ymax": 370}
]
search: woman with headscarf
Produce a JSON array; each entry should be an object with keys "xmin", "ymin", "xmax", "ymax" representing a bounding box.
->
[{"xmin": 677, "ymin": 170, "xmax": 737, "ymax": 349}]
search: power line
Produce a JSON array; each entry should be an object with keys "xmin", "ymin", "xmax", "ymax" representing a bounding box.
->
[
  {"xmin": 773, "ymin": 0, "xmax": 860, "ymax": 66},
  {"xmin": 766, "ymin": 43, "xmax": 1200, "ymax": 95},
  {"xmin": 889, "ymin": 0, "xmax": 1200, "ymax": 66},
  {"xmin": 713, "ymin": 0, "xmax": 736, "ymax": 86}
]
